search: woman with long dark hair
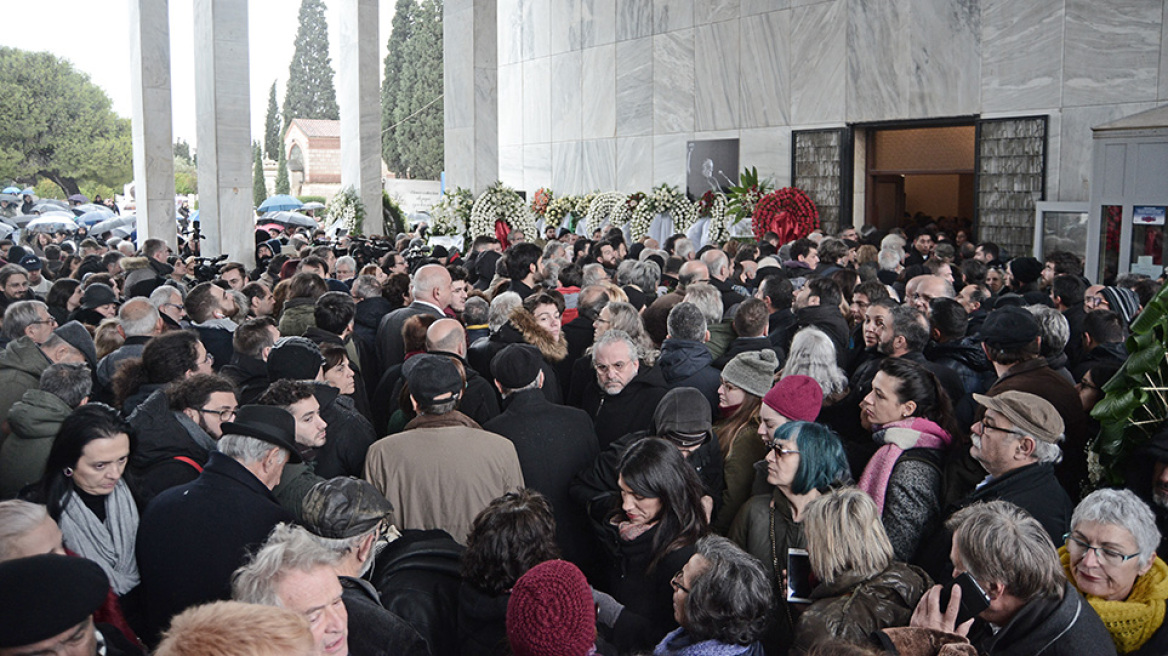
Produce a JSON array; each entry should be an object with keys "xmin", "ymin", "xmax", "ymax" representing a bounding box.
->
[
  {"xmin": 596, "ymin": 437, "xmax": 709, "ymax": 652},
  {"xmin": 711, "ymin": 349, "xmax": 775, "ymax": 535},
  {"xmin": 25, "ymin": 404, "xmax": 140, "ymax": 598},
  {"xmin": 45, "ymin": 278, "xmax": 82, "ymax": 325},
  {"xmin": 858, "ymin": 357, "xmax": 960, "ymax": 562}
]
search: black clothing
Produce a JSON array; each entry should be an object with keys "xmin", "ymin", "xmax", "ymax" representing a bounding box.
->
[
  {"xmin": 372, "ymin": 529, "xmax": 464, "ymax": 656},
  {"xmin": 713, "ymin": 335, "xmax": 774, "ymax": 369},
  {"xmin": 1061, "ymin": 303, "xmax": 1087, "ymax": 370},
  {"xmin": 377, "ymin": 302, "xmax": 446, "ymax": 371},
  {"xmin": 127, "ymin": 389, "xmax": 211, "ymax": 505},
  {"xmin": 313, "ymin": 384, "xmax": 377, "ymax": 479},
  {"xmin": 354, "ymin": 296, "xmax": 393, "ymax": 378},
  {"xmin": 968, "ymin": 582, "xmax": 1116, "ymax": 656},
  {"xmin": 793, "ymin": 304, "xmax": 851, "ymax": 369},
  {"xmin": 466, "ymin": 324, "xmax": 563, "ymax": 405},
  {"xmin": 456, "ymin": 583, "xmax": 510, "ymax": 656},
  {"xmin": 709, "ymin": 277, "xmax": 747, "ymax": 316},
  {"xmin": 193, "ymin": 325, "xmax": 233, "ymax": 372},
  {"xmin": 579, "ymin": 364, "xmax": 669, "ymax": 450},
  {"xmin": 219, "ymin": 354, "xmax": 270, "ymax": 404},
  {"xmin": 656, "ymin": 339, "xmax": 721, "ymax": 419},
  {"xmin": 341, "ymin": 575, "xmax": 431, "ymax": 656},
  {"xmin": 1071, "ymin": 342, "xmax": 1127, "ymax": 382},
  {"xmin": 600, "ymin": 524, "xmax": 696, "ymax": 653},
  {"xmin": 506, "ymin": 279, "xmax": 536, "ymax": 300}
]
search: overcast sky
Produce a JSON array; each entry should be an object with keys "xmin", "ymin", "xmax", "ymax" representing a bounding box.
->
[{"xmin": 6, "ymin": 0, "xmax": 397, "ymax": 149}]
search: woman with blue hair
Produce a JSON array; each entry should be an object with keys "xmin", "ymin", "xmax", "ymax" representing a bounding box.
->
[{"xmin": 727, "ymin": 420, "xmax": 851, "ymax": 652}]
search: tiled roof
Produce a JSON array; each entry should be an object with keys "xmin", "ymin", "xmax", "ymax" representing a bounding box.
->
[{"xmin": 288, "ymin": 118, "xmax": 341, "ymax": 138}]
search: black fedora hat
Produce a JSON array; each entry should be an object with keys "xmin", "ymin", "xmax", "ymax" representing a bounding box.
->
[{"xmin": 220, "ymin": 405, "xmax": 302, "ymax": 463}]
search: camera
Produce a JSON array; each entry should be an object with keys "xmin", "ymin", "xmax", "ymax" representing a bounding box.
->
[{"xmin": 191, "ymin": 254, "xmax": 228, "ymax": 282}]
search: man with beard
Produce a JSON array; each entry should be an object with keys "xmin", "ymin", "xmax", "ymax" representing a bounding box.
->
[{"xmin": 505, "ymin": 242, "xmax": 545, "ymax": 300}]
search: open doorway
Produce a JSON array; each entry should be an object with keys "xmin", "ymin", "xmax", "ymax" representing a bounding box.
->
[{"xmin": 863, "ymin": 124, "xmax": 975, "ymax": 234}]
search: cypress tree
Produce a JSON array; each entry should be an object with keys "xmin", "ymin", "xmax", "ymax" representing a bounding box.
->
[
  {"xmin": 275, "ymin": 143, "xmax": 290, "ymax": 195},
  {"xmin": 264, "ymin": 81, "xmax": 281, "ymax": 160},
  {"xmin": 283, "ymin": 0, "xmax": 339, "ymax": 124},
  {"xmin": 381, "ymin": 0, "xmax": 415, "ymax": 174},
  {"xmin": 393, "ymin": 0, "xmax": 443, "ymax": 179},
  {"xmin": 252, "ymin": 142, "xmax": 267, "ymax": 208}
]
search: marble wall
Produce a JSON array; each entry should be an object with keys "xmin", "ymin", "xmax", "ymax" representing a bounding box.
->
[{"xmin": 464, "ymin": 0, "xmax": 1168, "ymax": 217}]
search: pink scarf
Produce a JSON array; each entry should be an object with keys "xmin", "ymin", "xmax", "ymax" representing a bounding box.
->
[{"xmin": 857, "ymin": 417, "xmax": 952, "ymax": 515}]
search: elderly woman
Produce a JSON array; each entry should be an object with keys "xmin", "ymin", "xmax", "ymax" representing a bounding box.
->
[
  {"xmin": 657, "ymin": 536, "xmax": 773, "ymax": 656},
  {"xmin": 792, "ymin": 487, "xmax": 932, "ymax": 655},
  {"xmin": 783, "ymin": 327, "xmax": 857, "ymax": 444},
  {"xmin": 459, "ymin": 488, "xmax": 561, "ymax": 656},
  {"xmin": 1061, "ymin": 488, "xmax": 1168, "ymax": 655},
  {"xmin": 25, "ymin": 404, "xmax": 140, "ymax": 598}
]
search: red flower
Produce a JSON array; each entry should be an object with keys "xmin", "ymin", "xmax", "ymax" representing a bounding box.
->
[{"xmin": 752, "ymin": 187, "xmax": 819, "ymax": 242}]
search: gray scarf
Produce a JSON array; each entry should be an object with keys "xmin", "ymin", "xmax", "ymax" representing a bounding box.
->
[
  {"xmin": 59, "ymin": 478, "xmax": 140, "ymax": 595},
  {"xmin": 175, "ymin": 411, "xmax": 217, "ymax": 452}
]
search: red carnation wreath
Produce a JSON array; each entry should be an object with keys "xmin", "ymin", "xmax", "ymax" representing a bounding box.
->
[{"xmin": 752, "ymin": 187, "xmax": 819, "ymax": 243}]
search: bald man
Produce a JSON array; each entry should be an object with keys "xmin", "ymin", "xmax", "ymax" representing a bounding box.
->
[
  {"xmin": 375, "ymin": 264, "xmax": 452, "ymax": 372},
  {"xmin": 906, "ymin": 274, "xmax": 955, "ymax": 315},
  {"xmin": 407, "ymin": 318, "xmax": 501, "ymax": 425}
]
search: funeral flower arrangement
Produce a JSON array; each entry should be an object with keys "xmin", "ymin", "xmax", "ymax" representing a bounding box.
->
[
  {"xmin": 326, "ymin": 186, "xmax": 366, "ymax": 236},
  {"xmin": 469, "ymin": 181, "xmax": 538, "ymax": 238},
  {"xmin": 630, "ymin": 183, "xmax": 693, "ymax": 240},
  {"xmin": 587, "ymin": 192, "xmax": 628, "ymax": 235},
  {"xmin": 545, "ymin": 195, "xmax": 575, "ymax": 229},
  {"xmin": 695, "ymin": 190, "xmax": 730, "ymax": 245},
  {"xmin": 727, "ymin": 167, "xmax": 773, "ymax": 225},
  {"xmin": 531, "ymin": 187, "xmax": 552, "ymax": 217},
  {"xmin": 751, "ymin": 187, "xmax": 819, "ymax": 243},
  {"xmin": 428, "ymin": 187, "xmax": 474, "ymax": 237}
]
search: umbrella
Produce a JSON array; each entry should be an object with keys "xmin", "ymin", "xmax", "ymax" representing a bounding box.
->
[
  {"xmin": 257, "ymin": 223, "xmax": 285, "ymax": 232},
  {"xmin": 301, "ymin": 201, "xmax": 325, "ymax": 211},
  {"xmin": 72, "ymin": 203, "xmax": 112, "ymax": 216},
  {"xmin": 8, "ymin": 214, "xmax": 38, "ymax": 227},
  {"xmin": 111, "ymin": 225, "xmax": 136, "ymax": 239},
  {"xmin": 257, "ymin": 194, "xmax": 304, "ymax": 212},
  {"xmin": 2, "ymin": 187, "xmax": 19, "ymax": 194},
  {"xmin": 0, "ymin": 194, "xmax": 19, "ymax": 204},
  {"xmin": 261, "ymin": 211, "xmax": 316, "ymax": 228},
  {"xmin": 77, "ymin": 209, "xmax": 116, "ymax": 226},
  {"xmin": 19, "ymin": 188, "xmax": 34, "ymax": 197},
  {"xmin": 26, "ymin": 214, "xmax": 78, "ymax": 233},
  {"xmin": 0, "ymin": 223, "xmax": 14, "ymax": 239},
  {"xmin": 32, "ymin": 199, "xmax": 67, "ymax": 212},
  {"xmin": 90, "ymin": 214, "xmax": 137, "ymax": 235},
  {"xmin": 67, "ymin": 193, "xmax": 89, "ymax": 204}
]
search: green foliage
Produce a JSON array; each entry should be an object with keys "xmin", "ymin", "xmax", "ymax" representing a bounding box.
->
[
  {"xmin": 0, "ymin": 47, "xmax": 132, "ymax": 197},
  {"xmin": 383, "ymin": 191, "xmax": 406, "ymax": 237},
  {"xmin": 381, "ymin": 0, "xmax": 443, "ymax": 179},
  {"xmin": 275, "ymin": 144, "xmax": 290, "ymax": 195},
  {"xmin": 174, "ymin": 139, "xmax": 192, "ymax": 164},
  {"xmin": 298, "ymin": 195, "xmax": 327, "ymax": 204},
  {"xmin": 79, "ymin": 183, "xmax": 117, "ymax": 203},
  {"xmin": 33, "ymin": 179, "xmax": 64, "ymax": 200},
  {"xmin": 283, "ymin": 0, "xmax": 339, "ymax": 125},
  {"xmin": 727, "ymin": 167, "xmax": 774, "ymax": 224},
  {"xmin": 253, "ymin": 143, "xmax": 267, "ymax": 208},
  {"xmin": 264, "ymin": 81, "xmax": 281, "ymax": 160},
  {"xmin": 1090, "ymin": 280, "xmax": 1168, "ymax": 485},
  {"xmin": 175, "ymin": 155, "xmax": 198, "ymax": 195}
]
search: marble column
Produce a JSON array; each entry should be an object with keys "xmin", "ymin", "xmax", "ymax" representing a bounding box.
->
[
  {"xmin": 338, "ymin": 0, "xmax": 382, "ymax": 229},
  {"xmin": 194, "ymin": 0, "xmax": 254, "ymax": 266},
  {"xmin": 128, "ymin": 0, "xmax": 176, "ymax": 245},
  {"xmin": 444, "ymin": 0, "xmax": 498, "ymax": 193}
]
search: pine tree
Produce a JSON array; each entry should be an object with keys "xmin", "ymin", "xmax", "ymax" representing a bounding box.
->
[
  {"xmin": 381, "ymin": 0, "xmax": 416, "ymax": 174},
  {"xmin": 275, "ymin": 143, "xmax": 290, "ymax": 195},
  {"xmin": 252, "ymin": 142, "xmax": 267, "ymax": 208},
  {"xmin": 393, "ymin": 0, "xmax": 443, "ymax": 179},
  {"xmin": 264, "ymin": 82, "xmax": 281, "ymax": 160},
  {"xmin": 283, "ymin": 0, "xmax": 339, "ymax": 125}
]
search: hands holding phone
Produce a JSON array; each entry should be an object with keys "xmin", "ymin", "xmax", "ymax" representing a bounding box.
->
[{"xmin": 910, "ymin": 579, "xmax": 981, "ymax": 636}]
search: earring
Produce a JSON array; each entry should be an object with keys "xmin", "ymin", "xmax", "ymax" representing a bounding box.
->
[{"xmin": 63, "ymin": 467, "xmax": 73, "ymax": 477}]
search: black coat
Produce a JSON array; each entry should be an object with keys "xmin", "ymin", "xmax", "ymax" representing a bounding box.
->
[
  {"xmin": 341, "ymin": 576, "xmax": 431, "ymax": 656},
  {"xmin": 969, "ymin": 582, "xmax": 1116, "ymax": 656},
  {"xmin": 713, "ymin": 335, "xmax": 774, "ymax": 369},
  {"xmin": 483, "ymin": 389, "xmax": 600, "ymax": 572},
  {"xmin": 655, "ymin": 339, "xmax": 721, "ymax": 420},
  {"xmin": 381, "ymin": 352, "xmax": 501, "ymax": 432},
  {"xmin": 372, "ymin": 529, "xmax": 464, "ymax": 656},
  {"xmin": 601, "ymin": 524, "xmax": 695, "ymax": 653},
  {"xmin": 354, "ymin": 297, "xmax": 393, "ymax": 379},
  {"xmin": 456, "ymin": 583, "xmax": 510, "ymax": 656},
  {"xmin": 709, "ymin": 277, "xmax": 746, "ymax": 317},
  {"xmin": 377, "ymin": 302, "xmax": 445, "ymax": 371},
  {"xmin": 219, "ymin": 354, "xmax": 269, "ymax": 404},
  {"xmin": 136, "ymin": 451, "xmax": 295, "ymax": 645},
  {"xmin": 793, "ymin": 304, "xmax": 851, "ymax": 369},
  {"xmin": 314, "ymin": 385, "xmax": 377, "ymax": 479},
  {"xmin": 580, "ymin": 364, "xmax": 669, "ymax": 450},
  {"xmin": 127, "ymin": 388, "xmax": 211, "ymax": 505},
  {"xmin": 466, "ymin": 324, "xmax": 562, "ymax": 405},
  {"xmin": 194, "ymin": 325, "xmax": 234, "ymax": 372}
]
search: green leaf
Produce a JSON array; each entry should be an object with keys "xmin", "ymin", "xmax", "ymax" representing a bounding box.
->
[
  {"xmin": 1091, "ymin": 388, "xmax": 1141, "ymax": 422},
  {"xmin": 1096, "ymin": 421, "xmax": 1128, "ymax": 457},
  {"xmin": 1130, "ymin": 298, "xmax": 1166, "ymax": 334},
  {"xmin": 1123, "ymin": 343, "xmax": 1165, "ymax": 376}
]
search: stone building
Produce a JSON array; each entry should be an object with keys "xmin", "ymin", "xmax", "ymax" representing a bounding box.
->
[{"xmin": 284, "ymin": 118, "xmax": 343, "ymax": 198}]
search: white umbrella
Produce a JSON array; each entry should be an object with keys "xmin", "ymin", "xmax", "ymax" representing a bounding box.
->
[
  {"xmin": 90, "ymin": 215, "xmax": 138, "ymax": 235},
  {"xmin": 301, "ymin": 201, "xmax": 326, "ymax": 211},
  {"xmin": 0, "ymin": 223, "xmax": 14, "ymax": 239},
  {"xmin": 26, "ymin": 213, "xmax": 78, "ymax": 233},
  {"xmin": 261, "ymin": 211, "xmax": 317, "ymax": 228}
]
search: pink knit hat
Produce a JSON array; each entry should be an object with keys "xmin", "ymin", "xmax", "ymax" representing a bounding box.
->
[
  {"xmin": 762, "ymin": 375, "xmax": 823, "ymax": 422},
  {"xmin": 506, "ymin": 560, "xmax": 596, "ymax": 656}
]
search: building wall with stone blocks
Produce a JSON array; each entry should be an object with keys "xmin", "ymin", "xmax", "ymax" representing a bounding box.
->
[{"xmin": 481, "ymin": 0, "xmax": 1168, "ymax": 231}]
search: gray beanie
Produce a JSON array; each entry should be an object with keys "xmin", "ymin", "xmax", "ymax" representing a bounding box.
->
[{"xmin": 721, "ymin": 349, "xmax": 778, "ymax": 398}]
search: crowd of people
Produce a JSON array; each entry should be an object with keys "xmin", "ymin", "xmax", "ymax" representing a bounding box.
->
[{"xmin": 0, "ymin": 219, "xmax": 1167, "ymax": 656}]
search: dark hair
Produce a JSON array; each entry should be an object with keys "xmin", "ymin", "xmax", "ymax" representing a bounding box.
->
[
  {"xmin": 313, "ymin": 292, "xmax": 356, "ymax": 335},
  {"xmin": 286, "ymin": 272, "xmax": 327, "ymax": 301},
  {"xmin": 876, "ymin": 358, "xmax": 962, "ymax": 439},
  {"xmin": 829, "ymin": 269, "xmax": 860, "ymax": 304},
  {"xmin": 184, "ymin": 282, "xmax": 222, "ymax": 323},
  {"xmin": 167, "ymin": 373, "xmax": 237, "ymax": 411},
  {"xmin": 46, "ymin": 278, "xmax": 81, "ymax": 310},
  {"xmin": 522, "ymin": 290, "xmax": 565, "ymax": 315},
  {"xmin": 1051, "ymin": 274, "xmax": 1086, "ymax": 307},
  {"xmin": 683, "ymin": 536, "xmax": 773, "ymax": 644},
  {"xmin": 887, "ymin": 304, "xmax": 930, "ymax": 353},
  {"xmin": 446, "ymin": 264, "xmax": 468, "ymax": 283},
  {"xmin": 929, "ymin": 297, "xmax": 968, "ymax": 342},
  {"xmin": 382, "ymin": 272, "xmax": 411, "ymax": 309},
  {"xmin": 853, "ymin": 280, "xmax": 890, "ymax": 304},
  {"xmin": 300, "ymin": 255, "xmax": 329, "ymax": 273},
  {"xmin": 1084, "ymin": 309, "xmax": 1127, "ymax": 345},
  {"xmin": 31, "ymin": 404, "xmax": 134, "ymax": 520},
  {"xmin": 460, "ymin": 488, "xmax": 560, "ymax": 596},
  {"xmin": 806, "ymin": 277, "xmax": 843, "ymax": 309},
  {"xmin": 758, "ymin": 274, "xmax": 793, "ymax": 311},
  {"xmin": 1043, "ymin": 251, "xmax": 1083, "ymax": 277},
  {"xmin": 402, "ymin": 314, "xmax": 440, "ymax": 353},
  {"xmin": 616, "ymin": 437, "xmax": 709, "ymax": 572},
  {"xmin": 732, "ymin": 298, "xmax": 769, "ymax": 337},
  {"xmin": 506, "ymin": 243, "xmax": 542, "ymax": 281},
  {"xmin": 789, "ymin": 238, "xmax": 816, "ymax": 261},
  {"xmin": 257, "ymin": 379, "xmax": 316, "ymax": 408},
  {"xmin": 976, "ymin": 242, "xmax": 1000, "ymax": 261},
  {"xmin": 233, "ymin": 316, "xmax": 278, "ymax": 358},
  {"xmin": 961, "ymin": 259, "xmax": 988, "ymax": 287},
  {"xmin": 817, "ymin": 238, "xmax": 848, "ymax": 265},
  {"xmin": 112, "ymin": 331, "xmax": 203, "ymax": 408},
  {"xmin": 320, "ymin": 343, "xmax": 348, "ymax": 374},
  {"xmin": 241, "ymin": 281, "xmax": 270, "ymax": 305}
]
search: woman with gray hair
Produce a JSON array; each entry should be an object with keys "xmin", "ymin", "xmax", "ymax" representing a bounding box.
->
[
  {"xmin": 656, "ymin": 535, "xmax": 772, "ymax": 655},
  {"xmin": 1061, "ymin": 488, "xmax": 1168, "ymax": 655},
  {"xmin": 792, "ymin": 487, "xmax": 931, "ymax": 654}
]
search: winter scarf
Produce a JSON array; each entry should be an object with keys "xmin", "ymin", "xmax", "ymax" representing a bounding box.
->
[
  {"xmin": 58, "ymin": 478, "xmax": 140, "ymax": 595},
  {"xmin": 1061, "ymin": 546, "xmax": 1168, "ymax": 653},
  {"xmin": 654, "ymin": 628, "xmax": 761, "ymax": 656},
  {"xmin": 509, "ymin": 308, "xmax": 569, "ymax": 362},
  {"xmin": 858, "ymin": 417, "xmax": 952, "ymax": 515}
]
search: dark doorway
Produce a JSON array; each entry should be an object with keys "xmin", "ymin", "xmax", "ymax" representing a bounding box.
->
[{"xmin": 864, "ymin": 124, "xmax": 975, "ymax": 233}]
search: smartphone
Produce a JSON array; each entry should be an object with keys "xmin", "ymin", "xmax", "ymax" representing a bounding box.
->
[
  {"xmin": 937, "ymin": 572, "xmax": 991, "ymax": 625},
  {"xmin": 786, "ymin": 548, "xmax": 813, "ymax": 603}
]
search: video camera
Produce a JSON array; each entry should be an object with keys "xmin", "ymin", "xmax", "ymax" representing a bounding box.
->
[{"xmin": 191, "ymin": 254, "xmax": 229, "ymax": 283}]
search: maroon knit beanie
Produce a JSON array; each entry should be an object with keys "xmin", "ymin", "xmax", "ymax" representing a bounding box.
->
[
  {"xmin": 506, "ymin": 560, "xmax": 596, "ymax": 656},
  {"xmin": 762, "ymin": 375, "xmax": 823, "ymax": 423}
]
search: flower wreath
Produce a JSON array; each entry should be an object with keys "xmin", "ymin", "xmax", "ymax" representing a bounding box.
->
[
  {"xmin": 630, "ymin": 183, "xmax": 694, "ymax": 240},
  {"xmin": 587, "ymin": 192, "xmax": 628, "ymax": 235},
  {"xmin": 694, "ymin": 191, "xmax": 730, "ymax": 245},
  {"xmin": 751, "ymin": 187, "xmax": 819, "ymax": 243},
  {"xmin": 545, "ymin": 195, "xmax": 574, "ymax": 228},
  {"xmin": 428, "ymin": 187, "xmax": 474, "ymax": 237},
  {"xmin": 530, "ymin": 187, "xmax": 552, "ymax": 217},
  {"xmin": 469, "ymin": 181, "xmax": 538, "ymax": 239}
]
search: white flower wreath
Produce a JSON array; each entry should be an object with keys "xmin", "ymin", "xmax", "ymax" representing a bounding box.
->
[
  {"xmin": 629, "ymin": 183, "xmax": 694, "ymax": 240},
  {"xmin": 586, "ymin": 192, "xmax": 627, "ymax": 235},
  {"xmin": 468, "ymin": 182, "xmax": 538, "ymax": 238},
  {"xmin": 428, "ymin": 187, "xmax": 474, "ymax": 237},
  {"xmin": 697, "ymin": 193, "xmax": 730, "ymax": 244},
  {"xmin": 325, "ymin": 186, "xmax": 366, "ymax": 236},
  {"xmin": 545, "ymin": 196, "xmax": 573, "ymax": 228}
]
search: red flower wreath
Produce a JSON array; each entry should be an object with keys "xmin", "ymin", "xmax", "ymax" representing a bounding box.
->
[{"xmin": 752, "ymin": 187, "xmax": 819, "ymax": 243}]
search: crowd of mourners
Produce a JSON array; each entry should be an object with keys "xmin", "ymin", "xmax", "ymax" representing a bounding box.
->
[{"xmin": 2, "ymin": 218, "xmax": 1168, "ymax": 656}]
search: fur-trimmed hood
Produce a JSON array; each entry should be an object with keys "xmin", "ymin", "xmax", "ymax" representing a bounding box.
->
[
  {"xmin": 120, "ymin": 256, "xmax": 151, "ymax": 272},
  {"xmin": 507, "ymin": 307, "xmax": 568, "ymax": 362}
]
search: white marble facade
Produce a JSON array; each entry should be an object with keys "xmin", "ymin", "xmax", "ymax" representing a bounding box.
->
[{"xmin": 459, "ymin": 0, "xmax": 1168, "ymax": 206}]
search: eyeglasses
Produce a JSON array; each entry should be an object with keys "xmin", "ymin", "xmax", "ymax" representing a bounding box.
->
[
  {"xmin": 1064, "ymin": 533, "xmax": 1140, "ymax": 567},
  {"xmin": 198, "ymin": 406, "xmax": 236, "ymax": 421},
  {"xmin": 164, "ymin": 303, "xmax": 186, "ymax": 314},
  {"xmin": 978, "ymin": 419, "xmax": 1028, "ymax": 438},
  {"xmin": 30, "ymin": 317, "xmax": 57, "ymax": 327},
  {"xmin": 1085, "ymin": 296, "xmax": 1108, "ymax": 309},
  {"xmin": 762, "ymin": 437, "xmax": 800, "ymax": 458},
  {"xmin": 670, "ymin": 570, "xmax": 690, "ymax": 594},
  {"xmin": 203, "ymin": 351, "xmax": 215, "ymax": 365}
]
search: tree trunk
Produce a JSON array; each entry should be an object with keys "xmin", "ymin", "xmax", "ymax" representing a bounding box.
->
[{"xmin": 39, "ymin": 171, "xmax": 80, "ymax": 198}]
